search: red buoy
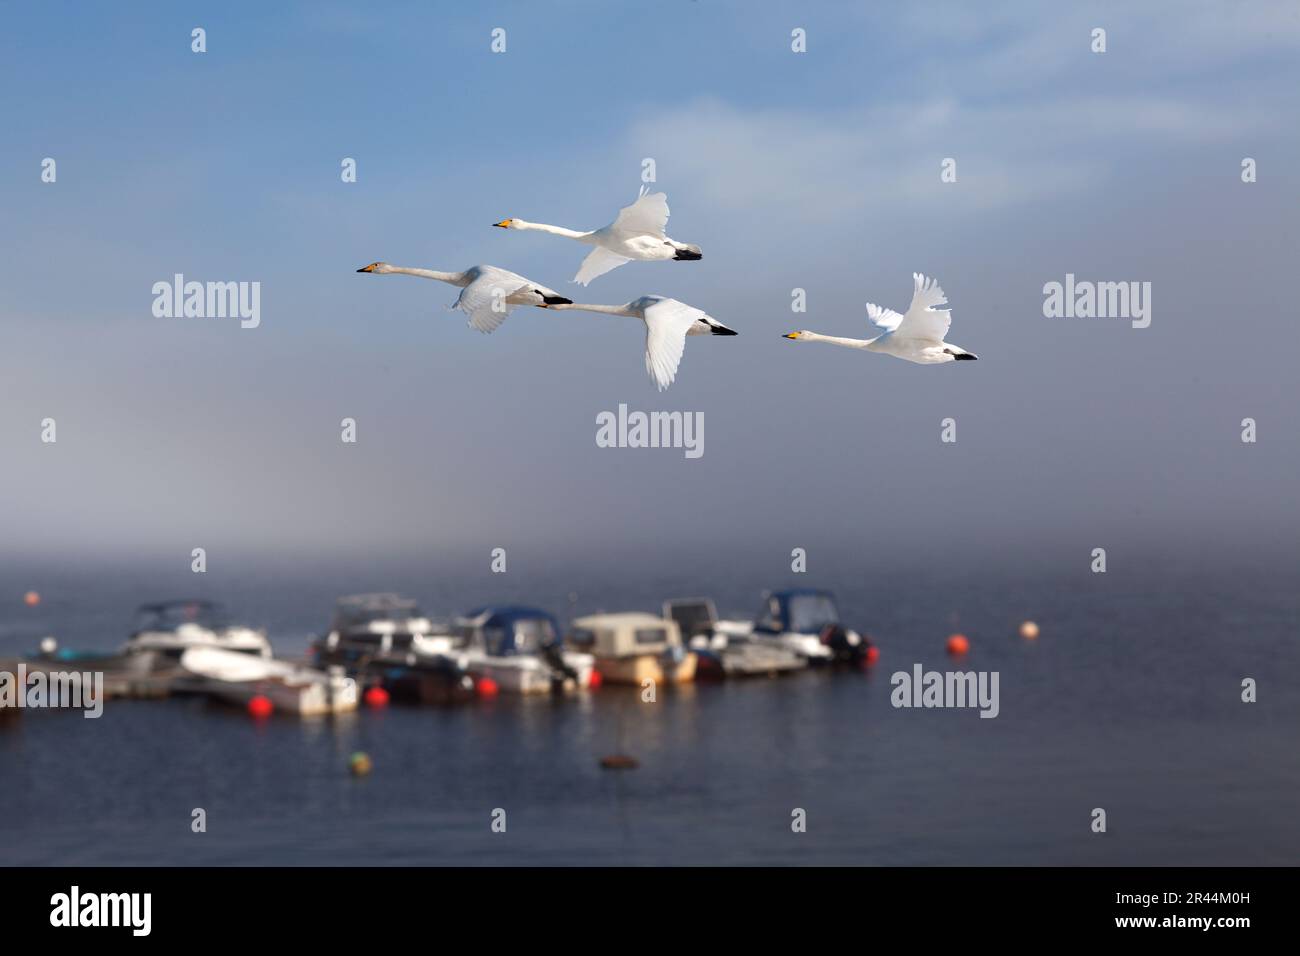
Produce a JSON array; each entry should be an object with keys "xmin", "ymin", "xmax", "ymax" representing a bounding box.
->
[
  {"xmin": 946, "ymin": 634, "xmax": 970, "ymax": 656},
  {"xmin": 247, "ymin": 695, "xmax": 273, "ymax": 719},
  {"xmin": 475, "ymin": 676, "xmax": 499, "ymax": 698},
  {"xmin": 865, "ymin": 646, "xmax": 880, "ymax": 665},
  {"xmin": 587, "ymin": 669, "xmax": 603, "ymax": 689},
  {"xmin": 23, "ymin": 591, "xmax": 40, "ymax": 607},
  {"xmin": 363, "ymin": 686, "xmax": 389, "ymax": 708}
]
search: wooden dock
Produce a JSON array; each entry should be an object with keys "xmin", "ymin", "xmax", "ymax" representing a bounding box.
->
[{"xmin": 0, "ymin": 655, "xmax": 192, "ymax": 701}]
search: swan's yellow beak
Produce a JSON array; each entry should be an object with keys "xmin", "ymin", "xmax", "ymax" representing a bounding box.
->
[
  {"xmin": 357, "ymin": 263, "xmax": 377, "ymax": 273},
  {"xmin": 783, "ymin": 332, "xmax": 801, "ymax": 339},
  {"xmin": 493, "ymin": 219, "xmax": 513, "ymax": 228}
]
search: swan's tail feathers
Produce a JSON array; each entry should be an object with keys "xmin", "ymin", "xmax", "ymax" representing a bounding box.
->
[{"xmin": 542, "ymin": 294, "xmax": 573, "ymax": 306}]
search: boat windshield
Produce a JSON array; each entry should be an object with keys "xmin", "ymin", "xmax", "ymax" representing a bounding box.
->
[
  {"xmin": 334, "ymin": 595, "xmax": 424, "ymax": 628},
  {"xmin": 512, "ymin": 617, "xmax": 555, "ymax": 653},
  {"xmin": 135, "ymin": 601, "xmax": 227, "ymax": 631},
  {"xmin": 666, "ymin": 601, "xmax": 714, "ymax": 638},
  {"xmin": 786, "ymin": 594, "xmax": 840, "ymax": 633}
]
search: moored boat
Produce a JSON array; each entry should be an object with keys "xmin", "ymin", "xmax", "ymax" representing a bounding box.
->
[
  {"xmin": 452, "ymin": 606, "xmax": 595, "ymax": 694},
  {"xmin": 318, "ymin": 593, "xmax": 456, "ymax": 663},
  {"xmin": 664, "ymin": 597, "xmax": 805, "ymax": 678},
  {"xmin": 180, "ymin": 646, "xmax": 358, "ymax": 716},
  {"xmin": 570, "ymin": 612, "xmax": 696, "ymax": 685},
  {"xmin": 124, "ymin": 600, "xmax": 271, "ymax": 659},
  {"xmin": 312, "ymin": 593, "xmax": 475, "ymax": 705},
  {"xmin": 749, "ymin": 589, "xmax": 870, "ymax": 664}
]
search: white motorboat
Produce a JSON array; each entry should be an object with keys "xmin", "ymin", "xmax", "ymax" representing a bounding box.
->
[
  {"xmin": 453, "ymin": 606, "xmax": 595, "ymax": 694},
  {"xmin": 318, "ymin": 593, "xmax": 457, "ymax": 664},
  {"xmin": 664, "ymin": 597, "xmax": 806, "ymax": 678},
  {"xmin": 749, "ymin": 589, "xmax": 869, "ymax": 664},
  {"xmin": 123, "ymin": 601, "xmax": 271, "ymax": 659},
  {"xmin": 180, "ymin": 646, "xmax": 358, "ymax": 716}
]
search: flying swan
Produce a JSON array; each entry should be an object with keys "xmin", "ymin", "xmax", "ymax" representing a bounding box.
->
[
  {"xmin": 355, "ymin": 262, "xmax": 571, "ymax": 333},
  {"xmin": 493, "ymin": 187, "xmax": 702, "ymax": 286},
  {"xmin": 546, "ymin": 296, "xmax": 736, "ymax": 391},
  {"xmin": 783, "ymin": 273, "xmax": 978, "ymax": 364}
]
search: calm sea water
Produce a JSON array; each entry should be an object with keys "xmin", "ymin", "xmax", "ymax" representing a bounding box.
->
[{"xmin": 2, "ymin": 552, "xmax": 1297, "ymax": 865}]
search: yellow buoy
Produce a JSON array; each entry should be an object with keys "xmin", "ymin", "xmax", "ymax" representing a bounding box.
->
[
  {"xmin": 349, "ymin": 752, "xmax": 373, "ymax": 777},
  {"xmin": 1019, "ymin": 620, "xmax": 1039, "ymax": 640}
]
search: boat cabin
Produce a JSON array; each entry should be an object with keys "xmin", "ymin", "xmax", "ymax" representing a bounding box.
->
[
  {"xmin": 569, "ymin": 613, "xmax": 683, "ymax": 659},
  {"xmin": 754, "ymin": 589, "xmax": 842, "ymax": 635},
  {"xmin": 131, "ymin": 600, "xmax": 229, "ymax": 635},
  {"xmin": 456, "ymin": 606, "xmax": 563, "ymax": 657}
]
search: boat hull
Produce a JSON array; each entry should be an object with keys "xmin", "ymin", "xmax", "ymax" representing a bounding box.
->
[
  {"xmin": 460, "ymin": 652, "xmax": 595, "ymax": 695},
  {"xmin": 595, "ymin": 652, "xmax": 697, "ymax": 686}
]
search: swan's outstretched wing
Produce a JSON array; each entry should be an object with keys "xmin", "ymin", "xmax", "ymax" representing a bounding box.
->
[
  {"xmin": 865, "ymin": 301, "xmax": 904, "ymax": 332},
  {"xmin": 642, "ymin": 297, "xmax": 707, "ymax": 391},
  {"xmin": 453, "ymin": 272, "xmax": 528, "ymax": 333},
  {"xmin": 610, "ymin": 187, "xmax": 670, "ymax": 239},
  {"xmin": 891, "ymin": 273, "xmax": 952, "ymax": 344},
  {"xmin": 574, "ymin": 246, "xmax": 631, "ymax": 286}
]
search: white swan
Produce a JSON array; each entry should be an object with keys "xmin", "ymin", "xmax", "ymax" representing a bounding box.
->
[
  {"xmin": 783, "ymin": 273, "xmax": 978, "ymax": 364},
  {"xmin": 356, "ymin": 262, "xmax": 571, "ymax": 333},
  {"xmin": 547, "ymin": 296, "xmax": 736, "ymax": 391},
  {"xmin": 493, "ymin": 187, "xmax": 702, "ymax": 286}
]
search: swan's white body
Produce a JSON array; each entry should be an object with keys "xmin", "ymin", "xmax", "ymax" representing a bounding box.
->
[
  {"xmin": 547, "ymin": 296, "xmax": 736, "ymax": 391},
  {"xmin": 356, "ymin": 262, "xmax": 571, "ymax": 333},
  {"xmin": 494, "ymin": 188, "xmax": 702, "ymax": 286},
  {"xmin": 783, "ymin": 273, "xmax": 977, "ymax": 364}
]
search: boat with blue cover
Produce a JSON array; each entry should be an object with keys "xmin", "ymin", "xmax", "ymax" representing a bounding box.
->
[{"xmin": 452, "ymin": 606, "xmax": 595, "ymax": 694}]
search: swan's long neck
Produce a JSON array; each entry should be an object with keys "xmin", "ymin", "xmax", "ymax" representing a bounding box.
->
[
  {"xmin": 802, "ymin": 332, "xmax": 874, "ymax": 349},
  {"xmin": 385, "ymin": 266, "xmax": 466, "ymax": 284},
  {"xmin": 512, "ymin": 220, "xmax": 592, "ymax": 241},
  {"xmin": 547, "ymin": 303, "xmax": 634, "ymax": 317}
]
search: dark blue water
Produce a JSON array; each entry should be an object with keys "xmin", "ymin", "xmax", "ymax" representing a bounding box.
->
[{"xmin": 2, "ymin": 552, "xmax": 1297, "ymax": 865}]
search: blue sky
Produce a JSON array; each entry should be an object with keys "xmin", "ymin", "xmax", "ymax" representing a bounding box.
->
[{"xmin": 2, "ymin": 1, "xmax": 1298, "ymax": 565}]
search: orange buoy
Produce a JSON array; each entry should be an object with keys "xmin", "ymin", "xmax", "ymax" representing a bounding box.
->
[
  {"xmin": 946, "ymin": 634, "xmax": 970, "ymax": 656},
  {"xmin": 363, "ymin": 686, "xmax": 390, "ymax": 708},
  {"xmin": 865, "ymin": 645, "xmax": 881, "ymax": 665},
  {"xmin": 1019, "ymin": 620, "xmax": 1040, "ymax": 640},
  {"xmin": 247, "ymin": 695, "xmax": 273, "ymax": 719},
  {"xmin": 23, "ymin": 591, "xmax": 40, "ymax": 607},
  {"xmin": 599, "ymin": 755, "xmax": 639, "ymax": 770},
  {"xmin": 475, "ymin": 676, "xmax": 499, "ymax": 698},
  {"xmin": 349, "ymin": 752, "xmax": 372, "ymax": 777},
  {"xmin": 587, "ymin": 669, "xmax": 603, "ymax": 689}
]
